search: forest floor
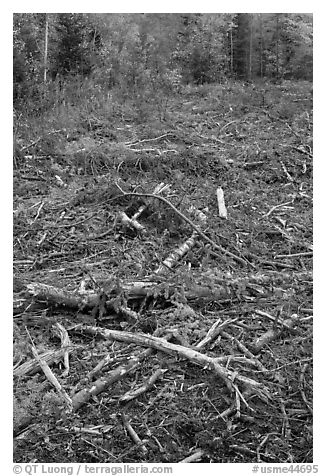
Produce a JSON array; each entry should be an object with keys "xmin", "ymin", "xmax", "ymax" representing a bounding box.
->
[{"xmin": 13, "ymin": 80, "xmax": 313, "ymax": 464}]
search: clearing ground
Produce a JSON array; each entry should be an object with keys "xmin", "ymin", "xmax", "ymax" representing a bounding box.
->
[{"xmin": 13, "ymin": 81, "xmax": 312, "ymax": 463}]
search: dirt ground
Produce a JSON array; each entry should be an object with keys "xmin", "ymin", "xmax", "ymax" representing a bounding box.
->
[{"xmin": 13, "ymin": 81, "xmax": 313, "ymax": 463}]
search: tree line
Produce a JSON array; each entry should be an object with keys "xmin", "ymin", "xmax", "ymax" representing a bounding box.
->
[{"xmin": 13, "ymin": 13, "xmax": 313, "ymax": 110}]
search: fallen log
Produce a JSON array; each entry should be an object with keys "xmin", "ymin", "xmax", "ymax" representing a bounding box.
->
[
  {"xmin": 15, "ymin": 270, "xmax": 312, "ymax": 313},
  {"xmin": 15, "ymin": 280, "xmax": 231, "ymax": 312}
]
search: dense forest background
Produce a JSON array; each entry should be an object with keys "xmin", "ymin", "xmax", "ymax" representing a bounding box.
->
[{"xmin": 13, "ymin": 13, "xmax": 313, "ymax": 113}]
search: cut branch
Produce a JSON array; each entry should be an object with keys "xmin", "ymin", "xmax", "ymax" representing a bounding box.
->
[
  {"xmin": 71, "ymin": 348, "xmax": 152, "ymax": 411},
  {"xmin": 120, "ymin": 368, "xmax": 167, "ymax": 403},
  {"xmin": 251, "ymin": 314, "xmax": 299, "ymax": 354},
  {"xmin": 77, "ymin": 325, "xmax": 268, "ymax": 397},
  {"xmin": 155, "ymin": 206, "xmax": 207, "ymax": 275},
  {"xmin": 216, "ymin": 187, "xmax": 228, "ymax": 219},
  {"xmin": 14, "ymin": 346, "xmax": 77, "ymax": 378},
  {"xmin": 31, "ymin": 346, "xmax": 72, "ymax": 411}
]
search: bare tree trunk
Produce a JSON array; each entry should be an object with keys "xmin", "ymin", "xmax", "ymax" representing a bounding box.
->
[
  {"xmin": 44, "ymin": 13, "xmax": 49, "ymax": 84},
  {"xmin": 230, "ymin": 28, "xmax": 233, "ymax": 76},
  {"xmin": 259, "ymin": 14, "xmax": 264, "ymax": 78},
  {"xmin": 275, "ymin": 14, "xmax": 280, "ymax": 80},
  {"xmin": 248, "ymin": 14, "xmax": 253, "ymax": 80}
]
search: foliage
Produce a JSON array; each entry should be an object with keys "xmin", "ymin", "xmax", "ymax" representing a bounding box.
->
[
  {"xmin": 51, "ymin": 13, "xmax": 96, "ymax": 78},
  {"xmin": 13, "ymin": 13, "xmax": 45, "ymax": 104}
]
